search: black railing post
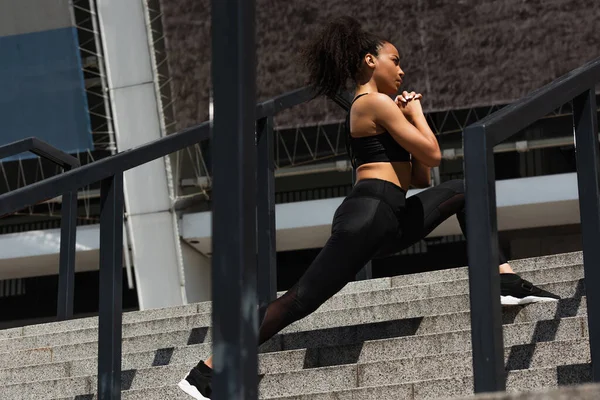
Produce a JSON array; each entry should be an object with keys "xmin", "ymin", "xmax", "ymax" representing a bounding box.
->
[
  {"xmin": 257, "ymin": 116, "xmax": 277, "ymax": 317},
  {"xmin": 97, "ymin": 173, "xmax": 124, "ymax": 400},
  {"xmin": 463, "ymin": 125, "xmax": 505, "ymax": 393},
  {"xmin": 211, "ymin": 0, "xmax": 258, "ymax": 399},
  {"xmin": 57, "ymin": 183, "xmax": 78, "ymax": 320},
  {"xmin": 0, "ymin": 138, "xmax": 80, "ymax": 321},
  {"xmin": 573, "ymin": 88, "xmax": 600, "ymax": 382}
]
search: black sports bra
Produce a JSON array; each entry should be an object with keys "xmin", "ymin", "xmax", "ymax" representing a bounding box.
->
[{"xmin": 345, "ymin": 93, "xmax": 411, "ymax": 168}]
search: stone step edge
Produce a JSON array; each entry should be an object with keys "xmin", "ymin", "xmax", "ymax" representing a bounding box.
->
[
  {"xmin": 260, "ymin": 363, "xmax": 591, "ymax": 400},
  {"xmin": 3, "ymin": 313, "xmax": 587, "ymax": 384},
  {"xmin": 5, "ymin": 330, "xmax": 590, "ymax": 393},
  {"xmin": 0, "ymin": 251, "xmax": 583, "ymax": 340},
  {"xmin": 65, "ymin": 374, "xmax": 596, "ymax": 400},
  {"xmin": 44, "ymin": 339, "xmax": 590, "ymax": 400},
  {"xmin": 0, "ymin": 269, "xmax": 585, "ymax": 347},
  {"xmin": 254, "ymin": 337, "xmax": 591, "ymax": 383},
  {"xmin": 0, "ymin": 287, "xmax": 586, "ymax": 366}
]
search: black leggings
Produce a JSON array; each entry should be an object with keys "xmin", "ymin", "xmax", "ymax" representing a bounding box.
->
[{"xmin": 258, "ymin": 178, "xmax": 508, "ymax": 345}]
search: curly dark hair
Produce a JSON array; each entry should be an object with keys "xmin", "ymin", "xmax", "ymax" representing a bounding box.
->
[{"xmin": 301, "ymin": 16, "xmax": 388, "ymax": 99}]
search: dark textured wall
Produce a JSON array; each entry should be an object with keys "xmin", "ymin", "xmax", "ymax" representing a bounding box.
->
[{"xmin": 160, "ymin": 0, "xmax": 600, "ymax": 131}]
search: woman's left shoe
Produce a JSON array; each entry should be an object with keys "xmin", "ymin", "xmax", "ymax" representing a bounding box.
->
[{"xmin": 500, "ymin": 273, "xmax": 561, "ymax": 305}]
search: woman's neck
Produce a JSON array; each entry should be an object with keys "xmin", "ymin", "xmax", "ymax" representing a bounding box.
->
[{"xmin": 354, "ymin": 81, "xmax": 379, "ymax": 96}]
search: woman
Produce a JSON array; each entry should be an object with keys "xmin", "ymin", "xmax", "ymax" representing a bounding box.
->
[{"xmin": 178, "ymin": 16, "xmax": 559, "ymax": 399}]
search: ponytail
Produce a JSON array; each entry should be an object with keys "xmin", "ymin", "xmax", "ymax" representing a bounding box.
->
[{"xmin": 301, "ymin": 16, "xmax": 387, "ymax": 99}]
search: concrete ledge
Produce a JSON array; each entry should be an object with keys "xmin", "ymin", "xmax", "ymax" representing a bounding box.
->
[{"xmin": 181, "ymin": 173, "xmax": 582, "ymax": 254}]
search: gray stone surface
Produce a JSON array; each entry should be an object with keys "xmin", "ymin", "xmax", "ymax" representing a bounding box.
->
[
  {"xmin": 509, "ymin": 252, "xmax": 583, "ymax": 274},
  {"xmin": 0, "ymin": 303, "xmax": 205, "ymax": 341},
  {"xmin": 356, "ymin": 339, "xmax": 590, "ymax": 387},
  {"xmin": 0, "ymin": 329, "xmax": 212, "ymax": 369},
  {"xmin": 0, "ymin": 313, "xmax": 213, "ymax": 354},
  {"xmin": 0, "ymin": 375, "xmax": 94, "ymax": 400},
  {"xmin": 44, "ymin": 350, "xmax": 594, "ymax": 399},
  {"xmin": 0, "ymin": 289, "xmax": 587, "ymax": 371},
  {"xmin": 0, "ymin": 251, "xmax": 583, "ymax": 342},
  {"xmin": 0, "ymin": 362, "xmax": 71, "ymax": 386},
  {"xmin": 260, "ymin": 340, "xmax": 590, "ymax": 399},
  {"xmin": 390, "ymin": 252, "xmax": 583, "ymax": 288},
  {"xmin": 314, "ymin": 266, "xmax": 584, "ymax": 314},
  {"xmin": 0, "ymin": 278, "xmax": 393, "ymax": 342},
  {"xmin": 451, "ymin": 382, "xmax": 600, "ymax": 399},
  {"xmin": 0, "ymin": 263, "xmax": 584, "ymax": 356},
  {"xmin": 1, "ymin": 315, "xmax": 584, "ymax": 386},
  {"xmin": 264, "ymin": 364, "xmax": 592, "ymax": 400},
  {"xmin": 3, "ymin": 250, "xmax": 597, "ymax": 399},
  {"xmin": 13, "ymin": 337, "xmax": 588, "ymax": 399}
]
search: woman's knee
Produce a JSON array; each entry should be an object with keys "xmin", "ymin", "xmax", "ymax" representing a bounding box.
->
[{"xmin": 435, "ymin": 179, "xmax": 466, "ymax": 217}]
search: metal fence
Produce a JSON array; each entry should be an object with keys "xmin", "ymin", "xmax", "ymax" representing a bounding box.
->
[
  {"xmin": 0, "ymin": 2, "xmax": 348, "ymax": 398},
  {"xmin": 464, "ymin": 56, "xmax": 600, "ymax": 392},
  {"xmin": 0, "ymin": 137, "xmax": 80, "ymax": 321},
  {"xmin": 0, "ymin": 0, "xmax": 599, "ymax": 397}
]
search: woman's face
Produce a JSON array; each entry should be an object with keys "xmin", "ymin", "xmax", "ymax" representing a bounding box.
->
[{"xmin": 371, "ymin": 42, "xmax": 404, "ymax": 95}]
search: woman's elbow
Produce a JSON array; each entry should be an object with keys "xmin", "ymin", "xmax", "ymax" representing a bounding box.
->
[
  {"xmin": 431, "ymin": 151, "xmax": 442, "ymax": 167},
  {"xmin": 424, "ymin": 150, "xmax": 441, "ymax": 168}
]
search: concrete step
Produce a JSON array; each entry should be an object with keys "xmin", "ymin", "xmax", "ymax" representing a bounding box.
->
[
  {"xmin": 0, "ymin": 315, "xmax": 587, "ymax": 386},
  {"xmin": 0, "ymin": 263, "xmax": 584, "ymax": 355},
  {"xmin": 0, "ymin": 286, "xmax": 586, "ymax": 370},
  {"xmin": 260, "ymin": 363, "xmax": 592, "ymax": 400},
  {"xmin": 26, "ymin": 337, "xmax": 589, "ymax": 399},
  {"xmin": 0, "ymin": 277, "xmax": 396, "ymax": 341},
  {"xmin": 450, "ymin": 382, "xmax": 600, "ymax": 400},
  {"xmin": 0, "ymin": 251, "xmax": 583, "ymax": 342},
  {"xmin": 259, "ymin": 339, "xmax": 590, "ymax": 399},
  {"xmin": 390, "ymin": 251, "xmax": 583, "ymax": 288},
  {"xmin": 66, "ymin": 363, "xmax": 590, "ymax": 400},
  {"xmin": 0, "ymin": 251, "xmax": 587, "ymax": 399}
]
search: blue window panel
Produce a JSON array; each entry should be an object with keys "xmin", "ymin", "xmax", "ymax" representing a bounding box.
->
[{"xmin": 0, "ymin": 27, "xmax": 93, "ymax": 161}]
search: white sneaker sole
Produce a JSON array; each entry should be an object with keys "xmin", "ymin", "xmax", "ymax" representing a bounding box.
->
[
  {"xmin": 501, "ymin": 295, "xmax": 559, "ymax": 306},
  {"xmin": 178, "ymin": 377, "xmax": 210, "ymax": 400}
]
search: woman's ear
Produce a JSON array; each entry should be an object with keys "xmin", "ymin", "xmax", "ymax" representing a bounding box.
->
[{"xmin": 364, "ymin": 53, "xmax": 376, "ymax": 69}]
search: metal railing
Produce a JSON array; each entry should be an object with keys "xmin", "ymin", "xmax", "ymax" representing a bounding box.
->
[
  {"xmin": 0, "ymin": 91, "xmax": 333, "ymax": 399},
  {"xmin": 464, "ymin": 56, "xmax": 600, "ymax": 393},
  {"xmin": 0, "ymin": 0, "xmax": 597, "ymax": 395},
  {"xmin": 0, "ymin": 4, "xmax": 349, "ymax": 396},
  {"xmin": 0, "ymin": 137, "xmax": 80, "ymax": 320}
]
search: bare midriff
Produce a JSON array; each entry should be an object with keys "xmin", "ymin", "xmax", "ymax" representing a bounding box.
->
[{"xmin": 355, "ymin": 161, "xmax": 412, "ymax": 190}]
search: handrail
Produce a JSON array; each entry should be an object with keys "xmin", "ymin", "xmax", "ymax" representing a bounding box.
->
[
  {"xmin": 0, "ymin": 137, "xmax": 80, "ymax": 320},
  {"xmin": 473, "ymin": 57, "xmax": 600, "ymax": 145},
  {"xmin": 0, "ymin": 86, "xmax": 328, "ymax": 217},
  {"xmin": 464, "ymin": 55, "xmax": 600, "ymax": 394},
  {"xmin": 0, "ymin": 84, "xmax": 329, "ymax": 399},
  {"xmin": 0, "ymin": 137, "xmax": 80, "ymax": 168}
]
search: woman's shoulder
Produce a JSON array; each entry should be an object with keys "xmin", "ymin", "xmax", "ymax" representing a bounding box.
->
[
  {"xmin": 352, "ymin": 93, "xmax": 397, "ymax": 120},
  {"xmin": 353, "ymin": 92, "xmax": 394, "ymax": 110},
  {"xmin": 355, "ymin": 92, "xmax": 395, "ymax": 108}
]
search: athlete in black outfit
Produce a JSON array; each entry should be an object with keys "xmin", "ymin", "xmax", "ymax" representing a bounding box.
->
[{"xmin": 178, "ymin": 16, "xmax": 560, "ymax": 399}]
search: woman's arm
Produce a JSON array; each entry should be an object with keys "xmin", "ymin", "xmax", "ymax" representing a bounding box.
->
[
  {"xmin": 399, "ymin": 91, "xmax": 439, "ymax": 185},
  {"xmin": 411, "ymin": 159, "xmax": 431, "ymax": 188},
  {"xmin": 371, "ymin": 94, "xmax": 441, "ymax": 167}
]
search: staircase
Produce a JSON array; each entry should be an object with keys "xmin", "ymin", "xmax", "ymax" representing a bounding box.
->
[{"xmin": 0, "ymin": 250, "xmax": 598, "ymax": 399}]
